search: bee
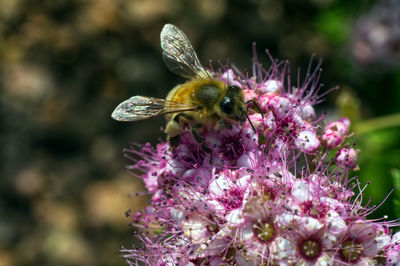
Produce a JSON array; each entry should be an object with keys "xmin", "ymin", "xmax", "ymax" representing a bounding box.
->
[{"xmin": 112, "ymin": 24, "xmax": 259, "ymax": 148}]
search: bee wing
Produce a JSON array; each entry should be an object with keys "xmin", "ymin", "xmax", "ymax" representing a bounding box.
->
[
  {"xmin": 161, "ymin": 24, "xmax": 209, "ymax": 79},
  {"xmin": 111, "ymin": 95, "xmax": 196, "ymax": 121}
]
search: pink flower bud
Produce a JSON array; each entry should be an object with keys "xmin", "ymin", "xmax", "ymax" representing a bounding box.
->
[
  {"xmin": 242, "ymin": 88, "xmax": 258, "ymax": 102},
  {"xmin": 258, "ymin": 79, "xmax": 283, "ymax": 93},
  {"xmin": 259, "ymin": 94, "xmax": 291, "ymax": 119},
  {"xmin": 322, "ymin": 129, "xmax": 343, "ymax": 149},
  {"xmin": 299, "ymin": 104, "xmax": 316, "ymax": 121},
  {"xmin": 322, "ymin": 118, "xmax": 350, "ymax": 149},
  {"xmin": 259, "ymin": 92, "xmax": 278, "ymax": 112},
  {"xmin": 220, "ymin": 69, "xmax": 242, "ymax": 87},
  {"xmin": 335, "ymin": 147, "xmax": 359, "ymax": 169},
  {"xmin": 296, "ymin": 129, "xmax": 320, "ymax": 153},
  {"xmin": 325, "ymin": 118, "xmax": 350, "ymax": 135}
]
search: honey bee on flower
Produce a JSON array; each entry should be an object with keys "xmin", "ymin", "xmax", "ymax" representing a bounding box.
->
[{"xmin": 112, "ymin": 24, "xmax": 260, "ymax": 148}]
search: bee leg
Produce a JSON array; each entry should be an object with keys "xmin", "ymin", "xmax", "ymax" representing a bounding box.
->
[
  {"xmin": 166, "ymin": 112, "xmax": 194, "ymax": 147},
  {"xmin": 168, "ymin": 135, "xmax": 180, "ymax": 148},
  {"xmin": 191, "ymin": 124, "xmax": 206, "ymax": 147},
  {"xmin": 191, "ymin": 124, "xmax": 213, "ymax": 162},
  {"xmin": 218, "ymin": 118, "xmax": 232, "ymax": 130},
  {"xmin": 218, "ymin": 119, "xmax": 226, "ymax": 129}
]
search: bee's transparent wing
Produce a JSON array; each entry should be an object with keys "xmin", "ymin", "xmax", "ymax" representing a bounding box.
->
[
  {"xmin": 111, "ymin": 95, "xmax": 196, "ymax": 121},
  {"xmin": 161, "ymin": 24, "xmax": 208, "ymax": 79}
]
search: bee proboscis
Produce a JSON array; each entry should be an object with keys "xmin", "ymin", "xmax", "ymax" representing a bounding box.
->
[{"xmin": 112, "ymin": 24, "xmax": 259, "ymax": 147}]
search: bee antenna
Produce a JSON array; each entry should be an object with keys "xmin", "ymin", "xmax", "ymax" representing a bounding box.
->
[
  {"xmin": 242, "ymin": 108, "xmax": 257, "ymax": 133},
  {"xmin": 245, "ymin": 99, "xmax": 264, "ymax": 118}
]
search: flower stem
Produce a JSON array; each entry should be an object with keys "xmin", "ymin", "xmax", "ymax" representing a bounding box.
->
[{"xmin": 354, "ymin": 113, "xmax": 400, "ymax": 134}]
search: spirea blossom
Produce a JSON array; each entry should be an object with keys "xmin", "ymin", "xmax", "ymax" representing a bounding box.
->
[{"xmin": 120, "ymin": 48, "xmax": 400, "ymax": 265}]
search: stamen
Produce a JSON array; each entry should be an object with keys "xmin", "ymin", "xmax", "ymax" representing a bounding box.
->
[
  {"xmin": 300, "ymin": 239, "xmax": 320, "ymax": 259},
  {"xmin": 341, "ymin": 240, "xmax": 364, "ymax": 262}
]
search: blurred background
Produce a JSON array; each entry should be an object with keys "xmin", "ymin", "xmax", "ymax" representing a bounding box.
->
[{"xmin": 1, "ymin": 0, "xmax": 399, "ymax": 265}]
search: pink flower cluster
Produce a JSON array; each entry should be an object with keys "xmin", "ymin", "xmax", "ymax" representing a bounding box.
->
[{"xmin": 121, "ymin": 51, "xmax": 400, "ymax": 265}]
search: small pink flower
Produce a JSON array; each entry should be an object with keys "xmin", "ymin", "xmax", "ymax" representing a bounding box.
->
[
  {"xmin": 338, "ymin": 222, "xmax": 391, "ymax": 264},
  {"xmin": 386, "ymin": 232, "xmax": 400, "ymax": 265}
]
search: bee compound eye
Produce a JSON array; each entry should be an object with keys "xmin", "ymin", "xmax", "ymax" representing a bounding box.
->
[{"xmin": 220, "ymin": 96, "xmax": 234, "ymax": 115}]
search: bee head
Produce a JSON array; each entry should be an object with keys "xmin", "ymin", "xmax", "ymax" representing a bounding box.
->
[
  {"xmin": 220, "ymin": 86, "xmax": 246, "ymax": 122},
  {"xmin": 220, "ymin": 86, "xmax": 258, "ymax": 133}
]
